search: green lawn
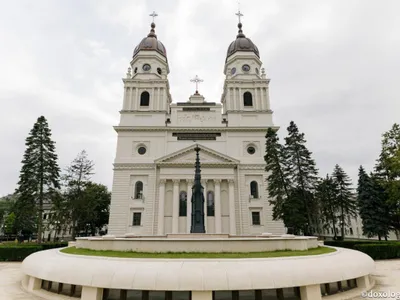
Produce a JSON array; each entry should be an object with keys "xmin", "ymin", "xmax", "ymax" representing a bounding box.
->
[{"xmin": 61, "ymin": 246, "xmax": 335, "ymax": 259}]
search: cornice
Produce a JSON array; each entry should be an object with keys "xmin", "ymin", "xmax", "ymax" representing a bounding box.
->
[
  {"xmin": 238, "ymin": 164, "xmax": 266, "ymax": 170},
  {"xmin": 119, "ymin": 110, "xmax": 167, "ymax": 114},
  {"xmin": 114, "ymin": 163, "xmax": 155, "ymax": 170},
  {"xmin": 114, "ymin": 126, "xmax": 278, "ymax": 132}
]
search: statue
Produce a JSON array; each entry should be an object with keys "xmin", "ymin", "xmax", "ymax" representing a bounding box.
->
[{"xmin": 190, "ymin": 145, "xmax": 206, "ymax": 233}]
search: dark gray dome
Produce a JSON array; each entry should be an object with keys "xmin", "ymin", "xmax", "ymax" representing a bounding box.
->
[
  {"xmin": 133, "ymin": 23, "xmax": 167, "ymax": 59},
  {"xmin": 226, "ymin": 23, "xmax": 259, "ymax": 60}
]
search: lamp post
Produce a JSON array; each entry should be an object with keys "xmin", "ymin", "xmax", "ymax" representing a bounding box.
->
[
  {"xmin": 190, "ymin": 145, "xmax": 206, "ymax": 233},
  {"xmin": 340, "ymin": 220, "xmax": 344, "ymax": 240},
  {"xmin": 54, "ymin": 221, "xmax": 60, "ymax": 241},
  {"xmin": 86, "ymin": 223, "xmax": 90, "ymax": 236}
]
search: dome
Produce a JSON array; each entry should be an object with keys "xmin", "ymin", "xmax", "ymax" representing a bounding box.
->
[
  {"xmin": 133, "ymin": 23, "xmax": 167, "ymax": 59},
  {"xmin": 226, "ymin": 23, "xmax": 259, "ymax": 60}
]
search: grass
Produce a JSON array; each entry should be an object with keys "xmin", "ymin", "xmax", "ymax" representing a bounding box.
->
[{"xmin": 61, "ymin": 246, "xmax": 336, "ymax": 259}]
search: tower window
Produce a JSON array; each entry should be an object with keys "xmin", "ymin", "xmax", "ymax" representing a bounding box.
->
[
  {"xmin": 207, "ymin": 191, "xmax": 215, "ymax": 216},
  {"xmin": 179, "ymin": 191, "xmax": 187, "ymax": 217},
  {"xmin": 157, "ymin": 67, "xmax": 162, "ymax": 75},
  {"xmin": 243, "ymin": 92, "xmax": 253, "ymax": 106},
  {"xmin": 250, "ymin": 181, "xmax": 259, "ymax": 199},
  {"xmin": 134, "ymin": 181, "xmax": 143, "ymax": 199},
  {"xmin": 140, "ymin": 91, "xmax": 150, "ymax": 106}
]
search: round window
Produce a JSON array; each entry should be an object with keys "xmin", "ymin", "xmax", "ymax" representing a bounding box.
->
[
  {"xmin": 142, "ymin": 64, "xmax": 151, "ymax": 71},
  {"xmin": 247, "ymin": 146, "xmax": 256, "ymax": 155},
  {"xmin": 157, "ymin": 67, "xmax": 162, "ymax": 75},
  {"xmin": 242, "ymin": 64, "xmax": 250, "ymax": 72},
  {"xmin": 134, "ymin": 67, "xmax": 138, "ymax": 74},
  {"xmin": 138, "ymin": 146, "xmax": 147, "ymax": 155},
  {"xmin": 231, "ymin": 67, "xmax": 236, "ymax": 75},
  {"xmin": 256, "ymin": 67, "xmax": 259, "ymax": 74}
]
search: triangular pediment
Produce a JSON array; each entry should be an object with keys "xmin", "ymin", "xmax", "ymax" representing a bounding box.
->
[{"xmin": 155, "ymin": 144, "xmax": 239, "ymax": 166}]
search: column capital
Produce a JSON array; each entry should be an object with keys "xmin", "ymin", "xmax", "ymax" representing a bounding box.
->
[
  {"xmin": 228, "ymin": 179, "xmax": 235, "ymax": 184},
  {"xmin": 159, "ymin": 179, "xmax": 167, "ymax": 184},
  {"xmin": 214, "ymin": 179, "xmax": 221, "ymax": 184},
  {"xmin": 172, "ymin": 179, "xmax": 180, "ymax": 184},
  {"xmin": 186, "ymin": 179, "xmax": 194, "ymax": 184}
]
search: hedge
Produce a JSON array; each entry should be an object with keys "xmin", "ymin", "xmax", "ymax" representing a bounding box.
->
[
  {"xmin": 324, "ymin": 240, "xmax": 396, "ymax": 250},
  {"xmin": 0, "ymin": 242, "xmax": 68, "ymax": 261},
  {"xmin": 354, "ymin": 243, "xmax": 400, "ymax": 260}
]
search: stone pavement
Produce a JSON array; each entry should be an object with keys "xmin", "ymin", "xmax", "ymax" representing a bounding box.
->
[{"xmin": 0, "ymin": 260, "xmax": 400, "ymax": 300}]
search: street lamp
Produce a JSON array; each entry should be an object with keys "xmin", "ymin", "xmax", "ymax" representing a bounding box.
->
[{"xmin": 54, "ymin": 221, "xmax": 60, "ymax": 241}]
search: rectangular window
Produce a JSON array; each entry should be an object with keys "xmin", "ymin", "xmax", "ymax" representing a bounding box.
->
[
  {"xmin": 132, "ymin": 212, "xmax": 141, "ymax": 226},
  {"xmin": 350, "ymin": 227, "xmax": 353, "ymax": 235},
  {"xmin": 251, "ymin": 212, "xmax": 261, "ymax": 225}
]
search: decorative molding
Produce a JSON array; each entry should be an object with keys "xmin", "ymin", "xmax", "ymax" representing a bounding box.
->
[
  {"xmin": 114, "ymin": 163, "xmax": 155, "ymax": 170},
  {"xmin": 155, "ymin": 143, "xmax": 240, "ymax": 165},
  {"xmin": 238, "ymin": 164, "xmax": 266, "ymax": 170},
  {"xmin": 114, "ymin": 126, "xmax": 278, "ymax": 132}
]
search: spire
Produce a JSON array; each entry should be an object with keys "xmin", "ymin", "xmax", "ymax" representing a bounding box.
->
[
  {"xmin": 148, "ymin": 11, "xmax": 158, "ymax": 38},
  {"xmin": 235, "ymin": 4, "xmax": 245, "ymax": 38}
]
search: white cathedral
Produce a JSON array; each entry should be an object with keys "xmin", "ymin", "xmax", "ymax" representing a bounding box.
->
[{"xmin": 108, "ymin": 16, "xmax": 286, "ymax": 236}]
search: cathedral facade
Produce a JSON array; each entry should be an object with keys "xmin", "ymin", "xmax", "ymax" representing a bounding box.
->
[{"xmin": 108, "ymin": 19, "xmax": 285, "ymax": 236}]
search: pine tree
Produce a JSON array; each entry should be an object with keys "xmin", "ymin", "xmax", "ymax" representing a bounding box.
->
[
  {"xmin": 284, "ymin": 121, "xmax": 319, "ymax": 235},
  {"xmin": 316, "ymin": 175, "xmax": 339, "ymax": 239},
  {"xmin": 264, "ymin": 128, "xmax": 290, "ymax": 222},
  {"xmin": 332, "ymin": 164, "xmax": 357, "ymax": 240},
  {"xmin": 63, "ymin": 150, "xmax": 94, "ymax": 239},
  {"xmin": 14, "ymin": 116, "xmax": 60, "ymax": 243}
]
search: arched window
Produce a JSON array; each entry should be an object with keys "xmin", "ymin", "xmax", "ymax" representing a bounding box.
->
[
  {"xmin": 134, "ymin": 181, "xmax": 143, "ymax": 199},
  {"xmin": 250, "ymin": 181, "xmax": 259, "ymax": 199},
  {"xmin": 207, "ymin": 191, "xmax": 215, "ymax": 216},
  {"xmin": 179, "ymin": 191, "xmax": 187, "ymax": 217},
  {"xmin": 243, "ymin": 92, "xmax": 253, "ymax": 106},
  {"xmin": 140, "ymin": 91, "xmax": 150, "ymax": 106}
]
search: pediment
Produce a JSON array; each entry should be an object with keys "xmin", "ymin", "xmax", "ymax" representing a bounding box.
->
[{"xmin": 155, "ymin": 144, "xmax": 239, "ymax": 166}]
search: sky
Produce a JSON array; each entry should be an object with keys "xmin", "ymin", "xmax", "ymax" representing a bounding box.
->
[{"xmin": 0, "ymin": 0, "xmax": 399, "ymax": 196}]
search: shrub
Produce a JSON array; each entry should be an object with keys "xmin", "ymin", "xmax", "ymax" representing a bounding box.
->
[
  {"xmin": 354, "ymin": 243, "xmax": 400, "ymax": 260},
  {"xmin": 0, "ymin": 242, "xmax": 68, "ymax": 261}
]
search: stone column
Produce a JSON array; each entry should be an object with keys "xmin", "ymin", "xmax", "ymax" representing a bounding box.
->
[
  {"xmin": 202, "ymin": 180, "xmax": 207, "ymax": 232},
  {"xmin": 172, "ymin": 180, "xmax": 180, "ymax": 234},
  {"xmin": 228, "ymin": 179, "xmax": 236, "ymax": 235},
  {"xmin": 81, "ymin": 286, "xmax": 103, "ymax": 300},
  {"xmin": 27, "ymin": 276, "xmax": 42, "ymax": 291},
  {"xmin": 356, "ymin": 275, "xmax": 371, "ymax": 289},
  {"xmin": 157, "ymin": 179, "xmax": 166, "ymax": 235},
  {"xmin": 186, "ymin": 179, "xmax": 193, "ymax": 233},
  {"xmin": 214, "ymin": 179, "xmax": 222, "ymax": 233},
  {"xmin": 299, "ymin": 284, "xmax": 322, "ymax": 300},
  {"xmin": 192, "ymin": 291, "xmax": 213, "ymax": 300}
]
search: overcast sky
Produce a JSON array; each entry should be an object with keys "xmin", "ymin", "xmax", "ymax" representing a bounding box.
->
[{"xmin": 0, "ymin": 0, "xmax": 399, "ymax": 196}]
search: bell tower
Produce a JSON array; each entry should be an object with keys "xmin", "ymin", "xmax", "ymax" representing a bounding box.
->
[
  {"xmin": 120, "ymin": 13, "xmax": 172, "ymax": 124},
  {"xmin": 220, "ymin": 11, "xmax": 273, "ymax": 126}
]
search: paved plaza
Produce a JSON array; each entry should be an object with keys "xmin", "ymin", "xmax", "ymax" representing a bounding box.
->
[{"xmin": 1, "ymin": 260, "xmax": 400, "ymax": 300}]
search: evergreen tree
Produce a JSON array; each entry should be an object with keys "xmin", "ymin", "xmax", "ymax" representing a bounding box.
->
[
  {"xmin": 63, "ymin": 150, "xmax": 94, "ymax": 239},
  {"xmin": 358, "ymin": 166, "xmax": 391, "ymax": 240},
  {"xmin": 284, "ymin": 121, "xmax": 319, "ymax": 235},
  {"xmin": 264, "ymin": 128, "xmax": 290, "ymax": 222},
  {"xmin": 14, "ymin": 116, "xmax": 60, "ymax": 243},
  {"xmin": 332, "ymin": 164, "xmax": 357, "ymax": 239},
  {"xmin": 316, "ymin": 175, "xmax": 339, "ymax": 239}
]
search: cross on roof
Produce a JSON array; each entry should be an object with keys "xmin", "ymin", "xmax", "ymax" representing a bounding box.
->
[
  {"xmin": 190, "ymin": 75, "xmax": 204, "ymax": 94},
  {"xmin": 149, "ymin": 11, "xmax": 158, "ymax": 23},
  {"xmin": 235, "ymin": 2, "xmax": 243, "ymax": 23}
]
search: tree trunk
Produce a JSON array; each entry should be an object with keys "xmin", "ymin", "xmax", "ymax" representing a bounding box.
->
[{"xmin": 378, "ymin": 234, "xmax": 381, "ymax": 241}]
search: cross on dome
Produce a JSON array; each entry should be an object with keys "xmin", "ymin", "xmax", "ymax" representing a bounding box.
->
[
  {"xmin": 149, "ymin": 11, "xmax": 158, "ymax": 23},
  {"xmin": 235, "ymin": 1, "xmax": 243, "ymax": 23},
  {"xmin": 190, "ymin": 75, "xmax": 204, "ymax": 94}
]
